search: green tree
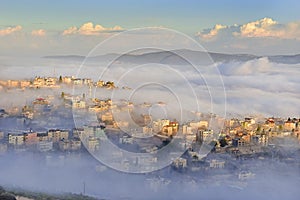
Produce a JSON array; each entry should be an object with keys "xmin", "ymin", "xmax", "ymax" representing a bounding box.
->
[
  {"xmin": 59, "ymin": 75, "xmax": 63, "ymax": 83},
  {"xmin": 219, "ymin": 138, "xmax": 228, "ymax": 147},
  {"xmin": 0, "ymin": 193, "xmax": 16, "ymax": 200},
  {"xmin": 0, "ymin": 186, "xmax": 5, "ymax": 194},
  {"xmin": 256, "ymin": 124, "xmax": 261, "ymax": 133},
  {"xmin": 278, "ymin": 124, "xmax": 283, "ymax": 131}
]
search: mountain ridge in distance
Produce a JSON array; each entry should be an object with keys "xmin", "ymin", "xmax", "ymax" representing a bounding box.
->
[{"xmin": 43, "ymin": 49, "xmax": 300, "ymax": 64}]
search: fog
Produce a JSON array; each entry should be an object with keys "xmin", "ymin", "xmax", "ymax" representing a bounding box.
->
[
  {"xmin": 0, "ymin": 151, "xmax": 299, "ymax": 199},
  {"xmin": 1, "ymin": 55, "xmax": 299, "ymax": 118},
  {"xmin": 0, "ymin": 55, "xmax": 300, "ymax": 199}
]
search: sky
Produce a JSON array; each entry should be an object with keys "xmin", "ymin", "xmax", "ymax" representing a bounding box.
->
[{"xmin": 0, "ymin": 0, "xmax": 300, "ymax": 55}]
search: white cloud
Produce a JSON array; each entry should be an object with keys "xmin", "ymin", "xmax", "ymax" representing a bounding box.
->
[
  {"xmin": 218, "ymin": 57, "xmax": 272, "ymax": 76},
  {"xmin": 62, "ymin": 26, "xmax": 77, "ymax": 35},
  {"xmin": 62, "ymin": 22, "xmax": 123, "ymax": 36},
  {"xmin": 235, "ymin": 17, "xmax": 300, "ymax": 39},
  {"xmin": 237, "ymin": 17, "xmax": 278, "ymax": 38},
  {"xmin": 196, "ymin": 24, "xmax": 227, "ymax": 40},
  {"xmin": 280, "ymin": 21, "xmax": 300, "ymax": 40},
  {"xmin": 197, "ymin": 18, "xmax": 300, "ymax": 40},
  {"xmin": 31, "ymin": 29, "xmax": 46, "ymax": 36},
  {"xmin": 0, "ymin": 25, "xmax": 22, "ymax": 36}
]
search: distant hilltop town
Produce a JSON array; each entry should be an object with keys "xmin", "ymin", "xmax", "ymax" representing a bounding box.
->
[{"xmin": 0, "ymin": 75, "xmax": 120, "ymax": 89}]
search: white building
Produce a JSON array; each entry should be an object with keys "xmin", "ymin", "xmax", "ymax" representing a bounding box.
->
[
  {"xmin": 182, "ymin": 125, "xmax": 194, "ymax": 134},
  {"xmin": 72, "ymin": 78, "xmax": 83, "ymax": 85},
  {"xmin": 72, "ymin": 100, "xmax": 86, "ymax": 109},
  {"xmin": 172, "ymin": 158, "xmax": 187, "ymax": 169},
  {"xmin": 209, "ymin": 159, "xmax": 225, "ymax": 169},
  {"xmin": 37, "ymin": 141, "xmax": 53, "ymax": 152},
  {"xmin": 153, "ymin": 119, "xmax": 170, "ymax": 132},
  {"xmin": 190, "ymin": 120, "xmax": 208, "ymax": 130},
  {"xmin": 238, "ymin": 171, "xmax": 255, "ymax": 180},
  {"xmin": 143, "ymin": 126, "xmax": 153, "ymax": 134}
]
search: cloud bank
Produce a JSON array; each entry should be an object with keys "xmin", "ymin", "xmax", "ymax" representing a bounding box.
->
[
  {"xmin": 197, "ymin": 17, "xmax": 300, "ymax": 40},
  {"xmin": 0, "ymin": 18, "xmax": 300, "ymax": 55},
  {"xmin": 0, "ymin": 25, "xmax": 22, "ymax": 36},
  {"xmin": 0, "ymin": 54, "xmax": 299, "ymax": 118},
  {"xmin": 62, "ymin": 22, "xmax": 124, "ymax": 36},
  {"xmin": 31, "ymin": 29, "xmax": 46, "ymax": 36}
]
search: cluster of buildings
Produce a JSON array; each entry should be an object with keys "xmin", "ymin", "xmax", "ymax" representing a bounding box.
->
[
  {"xmin": 169, "ymin": 116, "xmax": 300, "ymax": 174},
  {"xmin": 219, "ymin": 117, "xmax": 300, "ymax": 154},
  {"xmin": 0, "ymin": 124, "xmax": 109, "ymax": 154},
  {"xmin": 0, "ymin": 76, "xmax": 116, "ymax": 89},
  {"xmin": 1, "ymin": 129, "xmax": 70, "ymax": 153},
  {"xmin": 0, "ymin": 90, "xmax": 299, "ymax": 176},
  {"xmin": 0, "ymin": 76, "xmax": 300, "ymax": 177}
]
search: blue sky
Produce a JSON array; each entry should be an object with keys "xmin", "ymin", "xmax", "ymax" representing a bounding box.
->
[
  {"xmin": 0, "ymin": 0, "xmax": 300, "ymax": 55},
  {"xmin": 1, "ymin": 0, "xmax": 299, "ymax": 31}
]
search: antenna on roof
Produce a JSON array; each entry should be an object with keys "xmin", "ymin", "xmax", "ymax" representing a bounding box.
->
[
  {"xmin": 83, "ymin": 181, "xmax": 86, "ymax": 195},
  {"xmin": 53, "ymin": 66, "xmax": 56, "ymax": 77}
]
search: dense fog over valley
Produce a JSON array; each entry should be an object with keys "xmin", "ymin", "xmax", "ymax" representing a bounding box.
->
[
  {"xmin": 0, "ymin": 150, "xmax": 299, "ymax": 199},
  {"xmin": 0, "ymin": 52, "xmax": 300, "ymax": 199},
  {"xmin": 0, "ymin": 53, "xmax": 299, "ymax": 117}
]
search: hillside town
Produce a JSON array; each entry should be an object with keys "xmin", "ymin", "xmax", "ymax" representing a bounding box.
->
[{"xmin": 0, "ymin": 76, "xmax": 299, "ymax": 184}]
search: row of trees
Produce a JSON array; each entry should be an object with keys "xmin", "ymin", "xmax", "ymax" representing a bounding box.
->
[
  {"xmin": 0, "ymin": 186, "xmax": 97, "ymax": 200},
  {"xmin": 0, "ymin": 186, "xmax": 16, "ymax": 200}
]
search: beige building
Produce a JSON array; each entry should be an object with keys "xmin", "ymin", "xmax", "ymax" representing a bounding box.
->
[
  {"xmin": 143, "ymin": 126, "xmax": 153, "ymax": 134},
  {"xmin": 284, "ymin": 121, "xmax": 296, "ymax": 131},
  {"xmin": 101, "ymin": 112, "xmax": 113, "ymax": 122},
  {"xmin": 48, "ymin": 129, "xmax": 69, "ymax": 142},
  {"xmin": 8, "ymin": 134, "xmax": 24, "ymax": 145},
  {"xmin": 189, "ymin": 120, "xmax": 208, "ymax": 131},
  {"xmin": 0, "ymin": 131, "xmax": 4, "ymax": 140},
  {"xmin": 153, "ymin": 119, "xmax": 170, "ymax": 132},
  {"xmin": 83, "ymin": 126, "xmax": 94, "ymax": 138},
  {"xmin": 72, "ymin": 100, "xmax": 86, "ymax": 109},
  {"xmin": 37, "ymin": 132, "xmax": 49, "ymax": 141},
  {"xmin": 45, "ymin": 77, "xmax": 57, "ymax": 86},
  {"xmin": 20, "ymin": 80, "xmax": 31, "ymax": 88},
  {"xmin": 59, "ymin": 139, "xmax": 81, "ymax": 151},
  {"xmin": 73, "ymin": 78, "xmax": 83, "ymax": 85},
  {"xmin": 7, "ymin": 80, "xmax": 19, "ymax": 87},
  {"xmin": 86, "ymin": 137, "xmax": 99, "ymax": 152},
  {"xmin": 62, "ymin": 76, "xmax": 73, "ymax": 84},
  {"xmin": 73, "ymin": 128, "xmax": 85, "ymax": 138},
  {"xmin": 33, "ymin": 77, "xmax": 45, "ymax": 87},
  {"xmin": 96, "ymin": 80, "xmax": 105, "ymax": 87}
]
